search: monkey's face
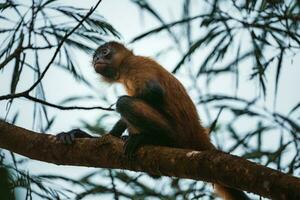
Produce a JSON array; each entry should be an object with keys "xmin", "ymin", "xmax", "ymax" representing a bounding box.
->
[
  {"xmin": 93, "ymin": 44, "xmax": 119, "ymax": 80},
  {"xmin": 93, "ymin": 42, "xmax": 132, "ymax": 82}
]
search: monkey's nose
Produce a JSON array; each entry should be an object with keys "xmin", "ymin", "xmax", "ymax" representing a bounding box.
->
[{"xmin": 95, "ymin": 54, "xmax": 101, "ymax": 61}]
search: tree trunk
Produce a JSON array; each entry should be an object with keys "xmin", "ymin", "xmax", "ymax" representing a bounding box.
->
[{"xmin": 0, "ymin": 121, "xmax": 299, "ymax": 199}]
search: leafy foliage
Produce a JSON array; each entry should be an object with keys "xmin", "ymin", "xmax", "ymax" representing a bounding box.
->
[{"xmin": 0, "ymin": 0, "xmax": 119, "ymax": 130}]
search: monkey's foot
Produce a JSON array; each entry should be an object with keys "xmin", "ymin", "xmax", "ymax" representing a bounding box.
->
[
  {"xmin": 56, "ymin": 129, "xmax": 93, "ymax": 144},
  {"xmin": 123, "ymin": 134, "xmax": 145, "ymax": 159}
]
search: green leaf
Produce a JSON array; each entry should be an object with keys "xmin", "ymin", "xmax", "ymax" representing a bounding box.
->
[
  {"xmin": 289, "ymin": 102, "xmax": 300, "ymax": 115},
  {"xmin": 197, "ymin": 34, "xmax": 228, "ymax": 76},
  {"xmin": 10, "ymin": 57, "xmax": 21, "ymax": 94},
  {"xmin": 274, "ymin": 49, "xmax": 284, "ymax": 107},
  {"xmin": 0, "ymin": 3, "xmax": 13, "ymax": 11},
  {"xmin": 172, "ymin": 27, "xmax": 222, "ymax": 73},
  {"xmin": 130, "ymin": 14, "xmax": 208, "ymax": 43},
  {"xmin": 59, "ymin": 95, "xmax": 95, "ymax": 105}
]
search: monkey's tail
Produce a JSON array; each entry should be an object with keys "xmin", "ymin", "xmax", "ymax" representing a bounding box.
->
[{"xmin": 215, "ymin": 184, "xmax": 249, "ymax": 200}]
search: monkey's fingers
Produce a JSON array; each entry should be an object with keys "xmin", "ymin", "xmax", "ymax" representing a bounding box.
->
[
  {"xmin": 56, "ymin": 132, "xmax": 75, "ymax": 145},
  {"xmin": 56, "ymin": 129, "xmax": 94, "ymax": 145}
]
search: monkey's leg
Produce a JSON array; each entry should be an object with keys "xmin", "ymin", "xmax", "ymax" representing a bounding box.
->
[
  {"xmin": 109, "ymin": 119, "xmax": 127, "ymax": 137},
  {"xmin": 116, "ymin": 96, "xmax": 175, "ymax": 158},
  {"xmin": 56, "ymin": 129, "xmax": 94, "ymax": 144}
]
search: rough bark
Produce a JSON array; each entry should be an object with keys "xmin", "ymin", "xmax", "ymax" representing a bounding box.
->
[{"xmin": 0, "ymin": 121, "xmax": 299, "ymax": 199}]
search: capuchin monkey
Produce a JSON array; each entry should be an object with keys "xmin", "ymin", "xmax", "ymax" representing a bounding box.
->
[{"xmin": 57, "ymin": 41, "xmax": 249, "ymax": 200}]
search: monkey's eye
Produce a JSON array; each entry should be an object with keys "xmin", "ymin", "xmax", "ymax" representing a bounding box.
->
[{"xmin": 100, "ymin": 48, "xmax": 110, "ymax": 57}]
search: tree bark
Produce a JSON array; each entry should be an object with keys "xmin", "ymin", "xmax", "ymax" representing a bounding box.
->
[{"xmin": 0, "ymin": 121, "xmax": 299, "ymax": 199}]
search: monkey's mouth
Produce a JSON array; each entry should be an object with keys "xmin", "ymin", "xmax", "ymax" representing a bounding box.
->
[
  {"xmin": 94, "ymin": 63, "xmax": 117, "ymax": 79},
  {"xmin": 94, "ymin": 62, "xmax": 109, "ymax": 72}
]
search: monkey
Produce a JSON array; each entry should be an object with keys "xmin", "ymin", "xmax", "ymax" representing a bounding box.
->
[{"xmin": 57, "ymin": 41, "xmax": 249, "ymax": 200}]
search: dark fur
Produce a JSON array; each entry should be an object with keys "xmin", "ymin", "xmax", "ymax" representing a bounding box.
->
[
  {"xmin": 138, "ymin": 80, "xmax": 164, "ymax": 106},
  {"xmin": 109, "ymin": 119, "xmax": 127, "ymax": 137}
]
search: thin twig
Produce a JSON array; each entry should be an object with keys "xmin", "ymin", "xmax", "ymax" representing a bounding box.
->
[
  {"xmin": 25, "ymin": 95, "xmax": 114, "ymax": 111},
  {"xmin": 109, "ymin": 170, "xmax": 119, "ymax": 200}
]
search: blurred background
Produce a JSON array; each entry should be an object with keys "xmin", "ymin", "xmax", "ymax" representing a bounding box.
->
[{"xmin": 0, "ymin": 0, "xmax": 299, "ymax": 199}]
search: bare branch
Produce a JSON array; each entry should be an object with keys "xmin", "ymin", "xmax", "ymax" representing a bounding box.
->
[
  {"xmin": 25, "ymin": 94, "xmax": 114, "ymax": 111},
  {"xmin": 0, "ymin": 121, "xmax": 299, "ymax": 199}
]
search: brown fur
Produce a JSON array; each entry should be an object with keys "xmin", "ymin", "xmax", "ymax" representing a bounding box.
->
[
  {"xmin": 118, "ymin": 55, "xmax": 214, "ymax": 150},
  {"xmin": 95, "ymin": 42, "xmax": 248, "ymax": 200}
]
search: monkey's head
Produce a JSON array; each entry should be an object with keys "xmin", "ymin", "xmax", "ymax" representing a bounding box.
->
[{"xmin": 92, "ymin": 41, "xmax": 132, "ymax": 81}]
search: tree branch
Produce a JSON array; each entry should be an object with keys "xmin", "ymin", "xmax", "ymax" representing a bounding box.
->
[
  {"xmin": 0, "ymin": 121, "xmax": 299, "ymax": 199},
  {"xmin": 24, "ymin": 94, "xmax": 114, "ymax": 111}
]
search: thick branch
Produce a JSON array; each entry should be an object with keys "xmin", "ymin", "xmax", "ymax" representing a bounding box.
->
[{"xmin": 0, "ymin": 121, "xmax": 299, "ymax": 199}]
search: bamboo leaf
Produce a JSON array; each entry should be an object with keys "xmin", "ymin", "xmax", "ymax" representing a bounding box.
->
[
  {"xmin": 173, "ymin": 27, "xmax": 222, "ymax": 73},
  {"xmin": 274, "ymin": 49, "xmax": 284, "ymax": 106}
]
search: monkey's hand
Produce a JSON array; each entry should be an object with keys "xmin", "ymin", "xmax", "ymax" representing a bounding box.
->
[{"xmin": 56, "ymin": 129, "xmax": 94, "ymax": 144}]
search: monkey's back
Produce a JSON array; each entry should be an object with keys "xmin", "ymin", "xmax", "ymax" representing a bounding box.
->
[
  {"xmin": 120, "ymin": 56, "xmax": 214, "ymax": 151},
  {"xmin": 157, "ymin": 65, "xmax": 213, "ymax": 150}
]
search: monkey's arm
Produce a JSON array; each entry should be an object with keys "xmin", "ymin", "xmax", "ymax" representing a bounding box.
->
[
  {"xmin": 109, "ymin": 119, "xmax": 127, "ymax": 137},
  {"xmin": 108, "ymin": 80, "xmax": 164, "ymax": 139},
  {"xmin": 115, "ymin": 96, "xmax": 175, "ymax": 158},
  {"xmin": 137, "ymin": 80, "xmax": 164, "ymax": 106}
]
